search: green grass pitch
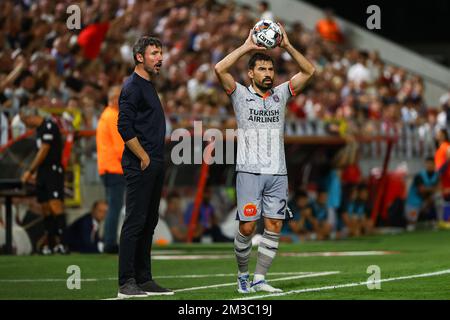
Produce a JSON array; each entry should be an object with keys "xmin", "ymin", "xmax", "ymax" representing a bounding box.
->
[{"xmin": 1, "ymin": 230, "xmax": 450, "ymax": 300}]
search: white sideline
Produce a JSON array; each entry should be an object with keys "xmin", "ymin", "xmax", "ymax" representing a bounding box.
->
[
  {"xmin": 233, "ymin": 269, "xmax": 450, "ymax": 300},
  {"xmin": 101, "ymin": 271, "xmax": 340, "ymax": 300},
  {"xmin": 173, "ymin": 271, "xmax": 340, "ymax": 293},
  {"xmin": 0, "ymin": 271, "xmax": 320, "ymax": 283}
]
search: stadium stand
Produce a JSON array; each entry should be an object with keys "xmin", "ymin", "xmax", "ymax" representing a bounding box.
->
[{"xmin": 0, "ymin": 0, "xmax": 449, "ymax": 250}]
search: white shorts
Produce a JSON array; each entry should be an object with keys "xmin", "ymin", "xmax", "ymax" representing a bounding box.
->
[{"xmin": 236, "ymin": 172, "xmax": 288, "ymax": 222}]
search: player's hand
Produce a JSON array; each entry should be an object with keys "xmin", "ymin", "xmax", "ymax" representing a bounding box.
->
[
  {"xmin": 140, "ymin": 154, "xmax": 150, "ymax": 171},
  {"xmin": 277, "ymin": 22, "xmax": 291, "ymax": 49},
  {"xmin": 243, "ymin": 30, "xmax": 266, "ymax": 51},
  {"xmin": 21, "ymin": 170, "xmax": 32, "ymax": 184}
]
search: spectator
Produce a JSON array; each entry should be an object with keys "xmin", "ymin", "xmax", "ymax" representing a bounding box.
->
[
  {"xmin": 65, "ymin": 200, "xmax": 108, "ymax": 253},
  {"xmin": 282, "ymin": 190, "xmax": 317, "ymax": 242},
  {"xmin": 310, "ymin": 189, "xmax": 333, "ymax": 240},
  {"xmin": 320, "ymin": 164, "xmax": 342, "ymax": 234},
  {"xmin": 164, "ymin": 192, "xmax": 188, "ymax": 242},
  {"xmin": 258, "ymin": 1, "xmax": 274, "ymax": 21},
  {"xmin": 437, "ymin": 90, "xmax": 449, "ymax": 127},
  {"xmin": 96, "ymin": 86, "xmax": 125, "ymax": 254},
  {"xmin": 347, "ymin": 51, "xmax": 372, "ymax": 88},
  {"xmin": 183, "ymin": 188, "xmax": 231, "ymax": 242},
  {"xmin": 10, "ymin": 110, "xmax": 27, "ymax": 139},
  {"xmin": 356, "ymin": 183, "xmax": 375, "ymax": 235},
  {"xmin": 315, "ymin": 9, "xmax": 344, "ymax": 43},
  {"xmin": 187, "ymin": 64, "xmax": 210, "ymax": 101},
  {"xmin": 341, "ymin": 186, "xmax": 365, "ymax": 236},
  {"xmin": 405, "ymin": 157, "xmax": 439, "ymax": 231}
]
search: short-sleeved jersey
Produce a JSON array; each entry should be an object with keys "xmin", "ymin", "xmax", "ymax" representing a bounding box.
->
[
  {"xmin": 230, "ymin": 81, "xmax": 294, "ymax": 175},
  {"xmin": 36, "ymin": 117, "xmax": 63, "ymax": 167}
]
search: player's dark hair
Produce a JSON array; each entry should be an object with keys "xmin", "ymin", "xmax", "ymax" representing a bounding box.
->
[
  {"xmin": 132, "ymin": 36, "xmax": 162, "ymax": 65},
  {"xmin": 425, "ymin": 156, "xmax": 435, "ymax": 162},
  {"xmin": 248, "ymin": 53, "xmax": 274, "ymax": 70}
]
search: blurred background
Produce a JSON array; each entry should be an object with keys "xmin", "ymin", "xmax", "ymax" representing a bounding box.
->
[{"xmin": 0, "ymin": 0, "xmax": 449, "ymax": 255}]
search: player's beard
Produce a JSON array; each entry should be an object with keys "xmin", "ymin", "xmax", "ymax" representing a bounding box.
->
[
  {"xmin": 254, "ymin": 77, "xmax": 273, "ymax": 92},
  {"xmin": 143, "ymin": 58, "xmax": 162, "ymax": 77}
]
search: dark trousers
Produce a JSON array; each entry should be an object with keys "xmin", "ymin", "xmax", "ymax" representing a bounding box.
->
[
  {"xmin": 101, "ymin": 173, "xmax": 125, "ymax": 249},
  {"xmin": 118, "ymin": 158, "xmax": 164, "ymax": 286}
]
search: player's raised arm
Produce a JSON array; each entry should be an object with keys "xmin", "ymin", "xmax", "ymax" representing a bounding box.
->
[
  {"xmin": 277, "ymin": 23, "xmax": 315, "ymax": 96},
  {"xmin": 214, "ymin": 30, "xmax": 266, "ymax": 95}
]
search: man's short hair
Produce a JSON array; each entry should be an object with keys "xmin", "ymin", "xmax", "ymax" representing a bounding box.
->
[
  {"xmin": 248, "ymin": 53, "xmax": 274, "ymax": 70},
  {"xmin": 425, "ymin": 156, "xmax": 435, "ymax": 163},
  {"xmin": 92, "ymin": 200, "xmax": 107, "ymax": 211},
  {"xmin": 132, "ymin": 36, "xmax": 162, "ymax": 65}
]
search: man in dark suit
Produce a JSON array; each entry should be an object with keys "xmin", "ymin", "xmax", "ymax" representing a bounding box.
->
[{"xmin": 66, "ymin": 200, "xmax": 107, "ymax": 253}]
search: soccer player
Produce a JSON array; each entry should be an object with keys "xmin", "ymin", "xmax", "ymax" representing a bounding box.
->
[
  {"xmin": 214, "ymin": 24, "xmax": 315, "ymax": 293},
  {"xmin": 117, "ymin": 36, "xmax": 173, "ymax": 298},
  {"xmin": 20, "ymin": 109, "xmax": 67, "ymax": 255}
]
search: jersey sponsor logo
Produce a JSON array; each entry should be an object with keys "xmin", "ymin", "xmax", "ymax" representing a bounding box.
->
[
  {"xmin": 243, "ymin": 203, "xmax": 257, "ymax": 217},
  {"xmin": 247, "ymin": 108, "xmax": 280, "ymax": 123}
]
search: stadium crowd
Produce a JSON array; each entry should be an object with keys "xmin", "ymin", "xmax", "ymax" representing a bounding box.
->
[
  {"xmin": 0, "ymin": 0, "xmax": 449, "ymax": 142},
  {"xmin": 0, "ymin": 0, "xmax": 449, "ymax": 250}
]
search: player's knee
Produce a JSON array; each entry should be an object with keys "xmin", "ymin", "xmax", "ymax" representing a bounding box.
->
[
  {"xmin": 265, "ymin": 219, "xmax": 283, "ymax": 233},
  {"xmin": 239, "ymin": 223, "xmax": 256, "ymax": 236}
]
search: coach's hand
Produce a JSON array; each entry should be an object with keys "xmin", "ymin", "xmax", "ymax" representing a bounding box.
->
[{"xmin": 141, "ymin": 154, "xmax": 151, "ymax": 171}]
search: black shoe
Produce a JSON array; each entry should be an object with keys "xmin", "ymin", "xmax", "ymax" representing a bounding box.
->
[
  {"xmin": 138, "ymin": 280, "xmax": 174, "ymax": 296},
  {"xmin": 104, "ymin": 244, "xmax": 119, "ymax": 254},
  {"xmin": 117, "ymin": 279, "xmax": 148, "ymax": 299}
]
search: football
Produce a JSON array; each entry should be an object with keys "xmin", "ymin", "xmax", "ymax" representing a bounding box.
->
[{"xmin": 251, "ymin": 19, "xmax": 283, "ymax": 49}]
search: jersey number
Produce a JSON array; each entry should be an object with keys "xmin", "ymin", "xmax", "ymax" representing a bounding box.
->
[{"xmin": 277, "ymin": 199, "xmax": 286, "ymax": 215}]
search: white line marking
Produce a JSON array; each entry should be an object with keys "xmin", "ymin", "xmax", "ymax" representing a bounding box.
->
[
  {"xmin": 0, "ymin": 271, "xmax": 318, "ymax": 283},
  {"xmin": 102, "ymin": 271, "xmax": 340, "ymax": 300},
  {"xmin": 233, "ymin": 269, "xmax": 450, "ymax": 300},
  {"xmin": 152, "ymin": 255, "xmax": 233, "ymax": 260},
  {"xmin": 152, "ymin": 251, "xmax": 398, "ymax": 260},
  {"xmin": 280, "ymin": 251, "xmax": 398, "ymax": 257},
  {"xmin": 173, "ymin": 271, "xmax": 340, "ymax": 293}
]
